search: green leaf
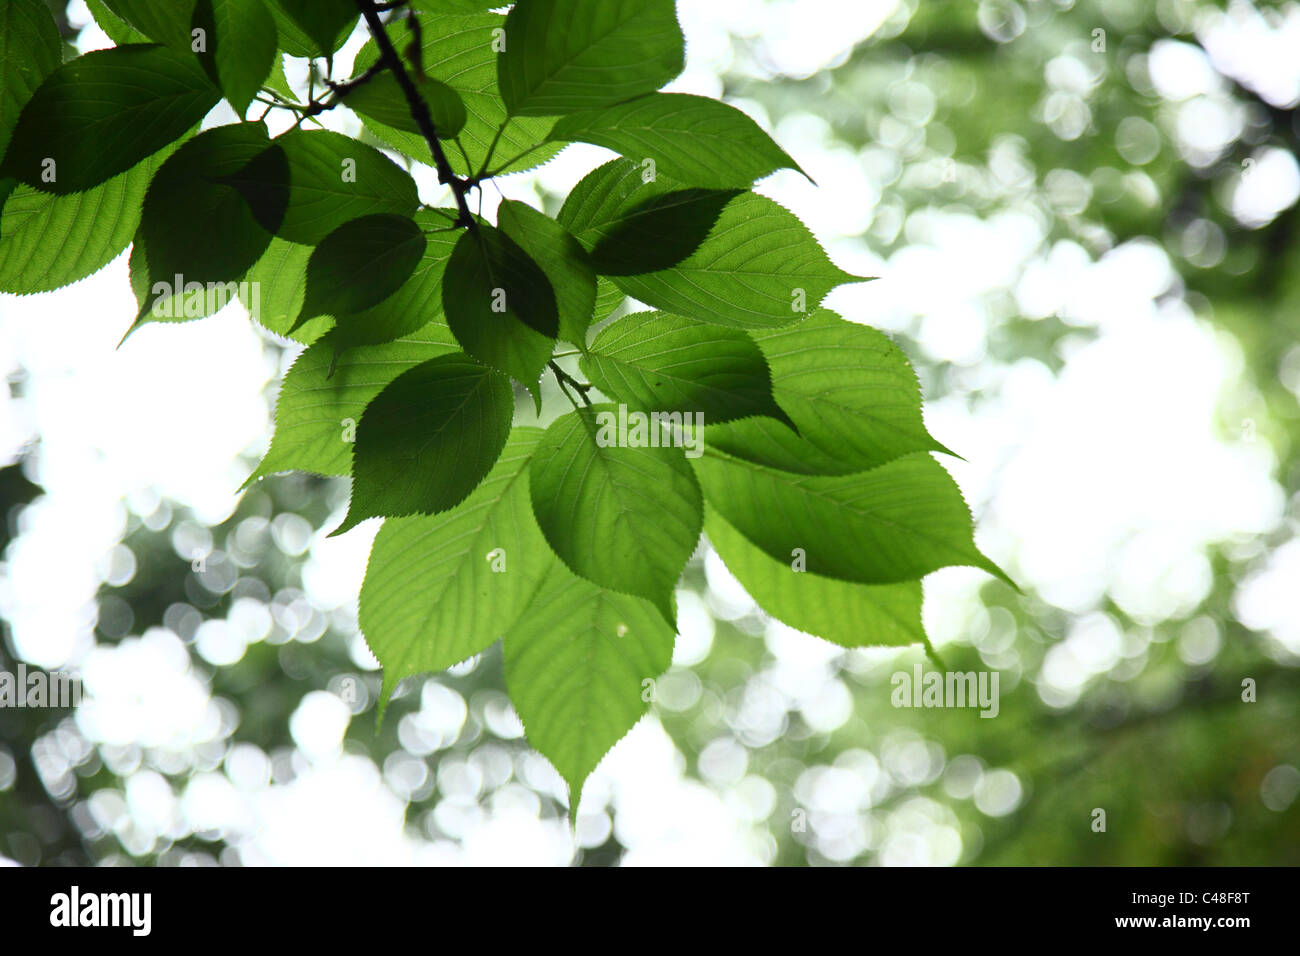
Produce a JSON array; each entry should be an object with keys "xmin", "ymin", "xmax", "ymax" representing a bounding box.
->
[
  {"xmin": 442, "ymin": 224, "xmax": 558, "ymax": 405},
  {"xmin": 0, "ymin": 145, "xmax": 176, "ymax": 294},
  {"xmin": 246, "ymin": 325, "xmax": 459, "ymax": 483},
  {"xmin": 503, "ymin": 567, "xmax": 675, "ymax": 817},
  {"xmin": 341, "ymin": 73, "xmax": 466, "ymax": 139},
  {"xmin": 101, "ymin": 0, "xmax": 196, "ymax": 48},
  {"xmin": 352, "ymin": 12, "xmax": 560, "ymax": 177},
  {"xmin": 550, "ymin": 93, "xmax": 804, "ymax": 189},
  {"xmin": 335, "ymin": 352, "xmax": 515, "ymax": 534},
  {"xmin": 529, "ymin": 404, "xmax": 702, "ymax": 622},
  {"xmin": 706, "ymin": 416, "xmax": 861, "ymax": 476},
  {"xmin": 705, "ymin": 506, "xmax": 925, "ymax": 649},
  {"xmin": 750, "ymin": 310, "xmax": 954, "ymax": 469},
  {"xmin": 497, "ymin": 199, "xmax": 596, "ymax": 346},
  {"xmin": 581, "ymin": 311, "xmax": 793, "ymax": 427},
  {"xmin": 221, "ymin": 128, "xmax": 420, "ymax": 244},
  {"xmin": 265, "ymin": 0, "xmax": 356, "ymax": 58},
  {"xmin": 592, "ymin": 275, "xmax": 625, "ymax": 324},
  {"xmin": 296, "ymin": 214, "xmax": 425, "ymax": 327},
  {"xmin": 694, "ymin": 450, "xmax": 1012, "ymax": 587},
  {"xmin": 0, "ymin": 45, "xmax": 219, "ymax": 194},
  {"xmin": 193, "ymin": 0, "xmax": 278, "ymax": 115},
  {"xmin": 134, "ymin": 122, "xmax": 275, "ymax": 322},
  {"xmin": 498, "ymin": 0, "xmax": 684, "ymax": 117},
  {"xmin": 239, "ymin": 236, "xmax": 331, "ymax": 343},
  {"xmin": 360, "ymin": 428, "xmax": 555, "ymax": 716},
  {"xmin": 610, "ymin": 191, "xmax": 864, "ymax": 329},
  {"xmin": 85, "ymin": 0, "xmax": 150, "ymax": 45},
  {"xmin": 0, "ymin": 0, "xmax": 62, "ymax": 162}
]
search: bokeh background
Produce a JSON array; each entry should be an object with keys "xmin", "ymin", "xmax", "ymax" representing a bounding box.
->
[{"xmin": 1, "ymin": 0, "xmax": 1298, "ymax": 865}]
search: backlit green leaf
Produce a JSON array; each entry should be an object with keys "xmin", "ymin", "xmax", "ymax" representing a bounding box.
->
[
  {"xmin": 504, "ymin": 567, "xmax": 675, "ymax": 817},
  {"xmin": 694, "ymin": 450, "xmax": 1012, "ymax": 587},
  {"xmin": 442, "ymin": 224, "xmax": 558, "ymax": 405},
  {"xmin": 582, "ymin": 311, "xmax": 792, "ymax": 426},
  {"xmin": 246, "ymin": 325, "xmax": 459, "ymax": 483},
  {"xmin": 193, "ymin": 0, "xmax": 278, "ymax": 115},
  {"xmin": 335, "ymin": 352, "xmax": 515, "ymax": 534},
  {"xmin": 0, "ymin": 45, "xmax": 219, "ymax": 194},
  {"xmin": 706, "ymin": 506, "xmax": 925, "ymax": 649},
  {"xmin": 610, "ymin": 191, "xmax": 864, "ymax": 329},
  {"xmin": 0, "ymin": 0, "xmax": 62, "ymax": 162},
  {"xmin": 498, "ymin": 0, "xmax": 684, "ymax": 117},
  {"xmin": 497, "ymin": 199, "xmax": 596, "ymax": 346},
  {"xmin": 529, "ymin": 404, "xmax": 702, "ymax": 622},
  {"xmin": 297, "ymin": 214, "xmax": 425, "ymax": 327},
  {"xmin": 341, "ymin": 73, "xmax": 467, "ymax": 139},
  {"xmin": 551, "ymin": 93, "xmax": 804, "ymax": 189},
  {"xmin": 361, "ymin": 428, "xmax": 555, "ymax": 716}
]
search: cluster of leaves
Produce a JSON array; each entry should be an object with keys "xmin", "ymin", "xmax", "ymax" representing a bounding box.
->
[{"xmin": 0, "ymin": 0, "xmax": 1007, "ymax": 813}]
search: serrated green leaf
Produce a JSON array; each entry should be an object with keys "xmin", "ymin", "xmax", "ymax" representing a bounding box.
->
[
  {"xmin": 550, "ymin": 93, "xmax": 804, "ymax": 189},
  {"xmin": 503, "ymin": 567, "xmax": 675, "ymax": 816},
  {"xmin": 529, "ymin": 404, "xmax": 702, "ymax": 622},
  {"xmin": 247, "ymin": 325, "xmax": 459, "ymax": 483},
  {"xmin": 85, "ymin": 0, "xmax": 150, "ymax": 45},
  {"xmin": 352, "ymin": 12, "xmax": 560, "ymax": 177},
  {"xmin": 705, "ymin": 506, "xmax": 925, "ymax": 649},
  {"xmin": 0, "ymin": 0, "xmax": 62, "ymax": 163},
  {"xmin": 0, "ymin": 145, "xmax": 176, "ymax": 294},
  {"xmin": 498, "ymin": 0, "xmax": 683, "ymax": 117},
  {"xmin": 239, "ymin": 236, "xmax": 330, "ymax": 343},
  {"xmin": 442, "ymin": 224, "xmax": 558, "ymax": 405},
  {"xmin": 706, "ymin": 416, "xmax": 861, "ymax": 476},
  {"xmin": 102, "ymin": 0, "xmax": 196, "ymax": 49},
  {"xmin": 610, "ymin": 191, "xmax": 863, "ymax": 329},
  {"xmin": 193, "ymin": 0, "xmax": 278, "ymax": 115},
  {"xmin": 134, "ymin": 122, "xmax": 275, "ymax": 322},
  {"xmin": 592, "ymin": 275, "xmax": 625, "ymax": 324},
  {"xmin": 221, "ymin": 128, "xmax": 419, "ymax": 244},
  {"xmin": 582, "ymin": 311, "xmax": 792, "ymax": 427},
  {"xmin": 752, "ymin": 310, "xmax": 954, "ymax": 468},
  {"xmin": 296, "ymin": 213, "xmax": 425, "ymax": 327},
  {"xmin": 341, "ymin": 73, "xmax": 466, "ymax": 139},
  {"xmin": 335, "ymin": 352, "xmax": 515, "ymax": 534},
  {"xmin": 497, "ymin": 199, "xmax": 596, "ymax": 346},
  {"xmin": 694, "ymin": 450, "xmax": 1012, "ymax": 587},
  {"xmin": 266, "ymin": 0, "xmax": 356, "ymax": 58},
  {"xmin": 361, "ymin": 428, "xmax": 555, "ymax": 716},
  {"xmin": 0, "ymin": 45, "xmax": 219, "ymax": 194}
]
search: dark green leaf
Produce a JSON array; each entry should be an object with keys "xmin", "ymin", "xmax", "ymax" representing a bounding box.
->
[
  {"xmin": 582, "ymin": 311, "xmax": 793, "ymax": 426},
  {"xmin": 504, "ymin": 567, "xmax": 675, "ymax": 817},
  {"xmin": 221, "ymin": 128, "xmax": 420, "ymax": 244},
  {"xmin": 266, "ymin": 0, "xmax": 356, "ymax": 58},
  {"xmin": 498, "ymin": 0, "xmax": 684, "ymax": 117},
  {"xmin": 706, "ymin": 506, "xmax": 925, "ymax": 649},
  {"xmin": 341, "ymin": 73, "xmax": 466, "ymax": 139},
  {"xmin": 352, "ymin": 12, "xmax": 560, "ymax": 176},
  {"xmin": 442, "ymin": 224, "xmax": 558, "ymax": 405},
  {"xmin": 551, "ymin": 93, "xmax": 805, "ymax": 189},
  {"xmin": 694, "ymin": 449, "xmax": 1013, "ymax": 587},
  {"xmin": 0, "ymin": 45, "xmax": 219, "ymax": 194},
  {"xmin": 610, "ymin": 191, "xmax": 864, "ymax": 329},
  {"xmin": 0, "ymin": 0, "xmax": 62, "ymax": 162},
  {"xmin": 361, "ymin": 428, "xmax": 555, "ymax": 715},
  {"xmin": 497, "ymin": 199, "xmax": 596, "ymax": 346},
  {"xmin": 193, "ymin": 0, "xmax": 278, "ymax": 115},
  {"xmin": 529, "ymin": 404, "xmax": 702, "ymax": 622},
  {"xmin": 246, "ymin": 325, "xmax": 459, "ymax": 484},
  {"xmin": 102, "ymin": 0, "xmax": 196, "ymax": 48},
  {"xmin": 335, "ymin": 352, "xmax": 515, "ymax": 534},
  {"xmin": 134, "ymin": 122, "xmax": 275, "ymax": 322},
  {"xmin": 296, "ymin": 213, "xmax": 425, "ymax": 327}
]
